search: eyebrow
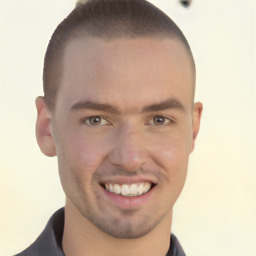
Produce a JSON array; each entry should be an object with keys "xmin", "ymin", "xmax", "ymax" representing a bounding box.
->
[
  {"xmin": 142, "ymin": 98, "xmax": 185, "ymax": 112},
  {"xmin": 70, "ymin": 101, "xmax": 120, "ymax": 113},
  {"xmin": 70, "ymin": 98, "xmax": 185, "ymax": 114}
]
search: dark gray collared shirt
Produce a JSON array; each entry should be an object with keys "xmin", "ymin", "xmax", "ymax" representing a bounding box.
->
[{"xmin": 15, "ymin": 208, "xmax": 186, "ymax": 256}]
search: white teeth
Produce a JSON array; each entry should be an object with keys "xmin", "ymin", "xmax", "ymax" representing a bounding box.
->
[
  {"xmin": 121, "ymin": 184, "xmax": 129, "ymax": 196},
  {"xmin": 104, "ymin": 182, "xmax": 152, "ymax": 197},
  {"xmin": 113, "ymin": 184, "xmax": 121, "ymax": 194},
  {"xmin": 138, "ymin": 183, "xmax": 144, "ymax": 194},
  {"xmin": 109, "ymin": 184, "xmax": 114, "ymax": 193},
  {"xmin": 143, "ymin": 183, "xmax": 151, "ymax": 193},
  {"xmin": 130, "ymin": 184, "xmax": 138, "ymax": 195}
]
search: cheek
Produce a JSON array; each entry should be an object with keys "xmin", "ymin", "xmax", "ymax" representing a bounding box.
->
[
  {"xmin": 156, "ymin": 143, "xmax": 190, "ymax": 171},
  {"xmin": 148, "ymin": 133, "xmax": 191, "ymax": 179},
  {"xmin": 155, "ymin": 141, "xmax": 189, "ymax": 196},
  {"xmin": 71, "ymin": 134, "xmax": 110, "ymax": 169},
  {"xmin": 57, "ymin": 135, "xmax": 105, "ymax": 198},
  {"xmin": 151, "ymin": 129, "xmax": 191, "ymax": 159}
]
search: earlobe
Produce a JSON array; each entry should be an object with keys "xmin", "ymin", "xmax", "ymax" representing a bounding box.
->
[
  {"xmin": 35, "ymin": 96, "xmax": 56, "ymax": 157},
  {"xmin": 191, "ymin": 102, "xmax": 203, "ymax": 152}
]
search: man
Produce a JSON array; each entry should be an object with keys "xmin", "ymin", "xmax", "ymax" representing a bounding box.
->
[{"xmin": 16, "ymin": 0, "xmax": 202, "ymax": 255}]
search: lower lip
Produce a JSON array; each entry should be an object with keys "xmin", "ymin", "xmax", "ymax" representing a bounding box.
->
[{"xmin": 101, "ymin": 185, "xmax": 155, "ymax": 209}]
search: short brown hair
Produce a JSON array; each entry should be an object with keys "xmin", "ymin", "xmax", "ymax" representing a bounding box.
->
[{"xmin": 43, "ymin": 0, "xmax": 195, "ymax": 110}]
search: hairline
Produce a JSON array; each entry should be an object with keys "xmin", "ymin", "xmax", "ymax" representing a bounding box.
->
[{"xmin": 46, "ymin": 32, "xmax": 196, "ymax": 112}]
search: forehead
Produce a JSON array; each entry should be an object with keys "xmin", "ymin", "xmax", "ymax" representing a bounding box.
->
[{"xmin": 56, "ymin": 37, "xmax": 194, "ymax": 112}]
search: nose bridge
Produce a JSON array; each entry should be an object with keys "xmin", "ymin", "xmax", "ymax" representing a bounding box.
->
[{"xmin": 108, "ymin": 124, "xmax": 147, "ymax": 171}]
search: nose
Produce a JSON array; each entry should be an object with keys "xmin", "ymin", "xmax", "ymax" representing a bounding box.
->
[{"xmin": 108, "ymin": 127, "xmax": 148, "ymax": 172}]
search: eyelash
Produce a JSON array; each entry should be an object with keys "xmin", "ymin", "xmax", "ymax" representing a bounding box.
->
[
  {"xmin": 82, "ymin": 115, "xmax": 174, "ymax": 127},
  {"xmin": 146, "ymin": 115, "xmax": 174, "ymax": 126},
  {"xmin": 82, "ymin": 116, "xmax": 111, "ymax": 126}
]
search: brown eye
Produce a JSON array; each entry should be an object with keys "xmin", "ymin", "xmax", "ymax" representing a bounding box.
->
[
  {"xmin": 148, "ymin": 116, "xmax": 172, "ymax": 126},
  {"xmin": 84, "ymin": 116, "xmax": 109, "ymax": 126},
  {"xmin": 153, "ymin": 116, "xmax": 165, "ymax": 125}
]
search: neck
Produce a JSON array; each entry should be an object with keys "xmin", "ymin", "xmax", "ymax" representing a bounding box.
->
[{"xmin": 62, "ymin": 200, "xmax": 173, "ymax": 256}]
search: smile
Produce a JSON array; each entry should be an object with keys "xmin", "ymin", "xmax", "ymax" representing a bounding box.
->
[{"xmin": 104, "ymin": 182, "xmax": 152, "ymax": 197}]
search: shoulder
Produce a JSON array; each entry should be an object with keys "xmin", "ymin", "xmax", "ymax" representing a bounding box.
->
[{"xmin": 14, "ymin": 209, "xmax": 65, "ymax": 256}]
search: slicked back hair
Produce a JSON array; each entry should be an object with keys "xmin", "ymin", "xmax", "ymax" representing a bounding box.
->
[{"xmin": 43, "ymin": 0, "xmax": 195, "ymax": 110}]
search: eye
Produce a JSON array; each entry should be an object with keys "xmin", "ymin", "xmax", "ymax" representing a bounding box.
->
[
  {"xmin": 83, "ymin": 116, "xmax": 110, "ymax": 126},
  {"xmin": 148, "ymin": 116, "xmax": 173, "ymax": 126}
]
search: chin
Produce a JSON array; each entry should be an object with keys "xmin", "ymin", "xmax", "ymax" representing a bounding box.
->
[
  {"xmin": 98, "ymin": 223, "xmax": 155, "ymax": 239},
  {"xmin": 83, "ymin": 208, "xmax": 163, "ymax": 239}
]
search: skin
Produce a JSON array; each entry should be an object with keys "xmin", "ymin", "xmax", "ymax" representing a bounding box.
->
[{"xmin": 36, "ymin": 37, "xmax": 202, "ymax": 256}]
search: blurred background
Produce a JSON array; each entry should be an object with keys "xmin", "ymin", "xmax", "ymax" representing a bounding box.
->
[{"xmin": 0, "ymin": 0, "xmax": 255, "ymax": 255}]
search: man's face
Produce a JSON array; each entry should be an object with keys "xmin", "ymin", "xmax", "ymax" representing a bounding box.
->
[{"xmin": 38, "ymin": 37, "xmax": 202, "ymax": 239}]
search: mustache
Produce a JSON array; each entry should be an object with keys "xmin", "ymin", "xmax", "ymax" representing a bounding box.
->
[
  {"xmin": 111, "ymin": 168, "xmax": 149, "ymax": 176},
  {"xmin": 94, "ymin": 165, "xmax": 162, "ymax": 182},
  {"xmin": 96, "ymin": 164, "xmax": 152, "ymax": 176}
]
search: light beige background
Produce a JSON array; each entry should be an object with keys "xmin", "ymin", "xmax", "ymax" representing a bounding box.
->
[{"xmin": 0, "ymin": 0, "xmax": 255, "ymax": 255}]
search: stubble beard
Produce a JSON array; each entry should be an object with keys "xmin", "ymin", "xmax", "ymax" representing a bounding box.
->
[{"xmin": 79, "ymin": 202, "xmax": 157, "ymax": 239}]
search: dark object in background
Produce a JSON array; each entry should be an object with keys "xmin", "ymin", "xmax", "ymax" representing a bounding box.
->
[{"xmin": 178, "ymin": 0, "xmax": 192, "ymax": 8}]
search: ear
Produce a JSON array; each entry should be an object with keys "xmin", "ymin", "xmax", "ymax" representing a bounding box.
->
[
  {"xmin": 35, "ymin": 96, "xmax": 56, "ymax": 157},
  {"xmin": 191, "ymin": 101, "xmax": 203, "ymax": 152}
]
